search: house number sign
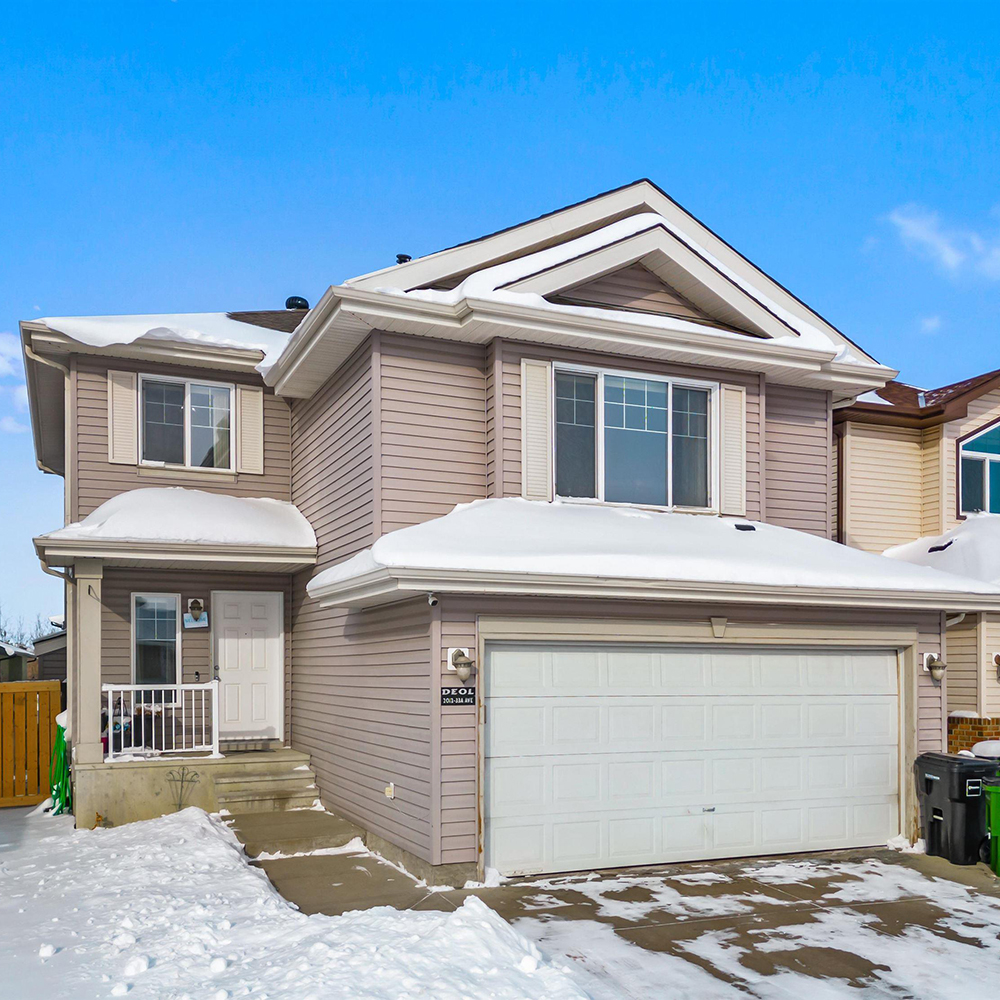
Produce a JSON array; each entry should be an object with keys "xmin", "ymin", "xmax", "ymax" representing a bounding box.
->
[{"xmin": 441, "ymin": 686, "xmax": 476, "ymax": 706}]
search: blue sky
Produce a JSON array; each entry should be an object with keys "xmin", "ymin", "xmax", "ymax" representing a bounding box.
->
[{"xmin": 1, "ymin": 2, "xmax": 999, "ymax": 623}]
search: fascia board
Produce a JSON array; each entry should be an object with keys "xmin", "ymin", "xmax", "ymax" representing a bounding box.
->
[
  {"xmin": 311, "ymin": 564, "xmax": 1000, "ymax": 613},
  {"xmin": 35, "ymin": 536, "xmax": 317, "ymax": 568}
]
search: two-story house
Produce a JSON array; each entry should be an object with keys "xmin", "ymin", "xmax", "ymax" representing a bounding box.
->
[
  {"xmin": 837, "ymin": 374, "xmax": 1000, "ymax": 751},
  {"xmin": 23, "ymin": 180, "xmax": 1000, "ymax": 882}
]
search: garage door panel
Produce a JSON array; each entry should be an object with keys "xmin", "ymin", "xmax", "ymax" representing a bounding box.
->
[{"xmin": 486, "ymin": 644, "xmax": 901, "ymax": 875}]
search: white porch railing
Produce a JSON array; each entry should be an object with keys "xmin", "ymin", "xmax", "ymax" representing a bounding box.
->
[{"xmin": 101, "ymin": 683, "xmax": 220, "ymax": 761}]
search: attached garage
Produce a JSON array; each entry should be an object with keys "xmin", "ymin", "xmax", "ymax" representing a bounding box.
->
[{"xmin": 485, "ymin": 642, "xmax": 901, "ymax": 876}]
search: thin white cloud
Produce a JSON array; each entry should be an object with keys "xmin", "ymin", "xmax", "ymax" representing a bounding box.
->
[
  {"xmin": 1, "ymin": 384, "xmax": 29, "ymax": 411},
  {"xmin": 0, "ymin": 332, "xmax": 22, "ymax": 378},
  {"xmin": 0, "ymin": 415, "xmax": 29, "ymax": 434},
  {"xmin": 887, "ymin": 204, "xmax": 1000, "ymax": 280},
  {"xmin": 919, "ymin": 315, "xmax": 942, "ymax": 335}
]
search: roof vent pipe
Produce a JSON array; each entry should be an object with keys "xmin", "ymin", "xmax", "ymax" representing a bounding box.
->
[
  {"xmin": 285, "ymin": 296, "xmax": 309, "ymax": 310},
  {"xmin": 396, "ymin": 254, "xmax": 412, "ymax": 264}
]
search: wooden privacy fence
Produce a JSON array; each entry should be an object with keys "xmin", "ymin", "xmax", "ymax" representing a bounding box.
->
[{"xmin": 0, "ymin": 681, "xmax": 61, "ymax": 807}]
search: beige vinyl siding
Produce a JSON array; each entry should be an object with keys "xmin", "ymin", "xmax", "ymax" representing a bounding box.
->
[
  {"xmin": 496, "ymin": 343, "xmax": 763, "ymax": 519},
  {"xmin": 944, "ymin": 387, "xmax": 1000, "ymax": 527},
  {"xmin": 377, "ymin": 334, "xmax": 488, "ymax": 533},
  {"xmin": 437, "ymin": 595, "xmax": 944, "ymax": 864},
  {"xmin": 71, "ymin": 357, "xmax": 291, "ymax": 521},
  {"xmin": 550, "ymin": 262, "xmax": 717, "ymax": 322},
  {"xmin": 100, "ymin": 568, "xmax": 293, "ymax": 735},
  {"xmin": 842, "ymin": 423, "xmax": 923, "ymax": 553},
  {"xmin": 982, "ymin": 613, "xmax": 1000, "ymax": 717},
  {"xmin": 764, "ymin": 385, "xmax": 831, "ymax": 536},
  {"xmin": 37, "ymin": 647, "xmax": 67, "ymax": 683},
  {"xmin": 288, "ymin": 339, "xmax": 437, "ymax": 862},
  {"xmin": 945, "ymin": 617, "xmax": 980, "ymax": 715},
  {"xmin": 921, "ymin": 424, "xmax": 945, "ymax": 536}
]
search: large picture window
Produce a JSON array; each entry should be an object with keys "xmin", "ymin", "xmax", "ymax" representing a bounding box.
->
[
  {"xmin": 554, "ymin": 366, "xmax": 714, "ymax": 508},
  {"xmin": 132, "ymin": 593, "xmax": 181, "ymax": 687},
  {"xmin": 140, "ymin": 376, "xmax": 233, "ymax": 470},
  {"xmin": 960, "ymin": 422, "xmax": 1000, "ymax": 514}
]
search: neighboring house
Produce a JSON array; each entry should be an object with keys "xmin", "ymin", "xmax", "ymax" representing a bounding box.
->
[
  {"xmin": 838, "ymin": 374, "xmax": 1000, "ymax": 751},
  {"xmin": 22, "ymin": 180, "xmax": 1000, "ymax": 882},
  {"xmin": 32, "ymin": 618, "xmax": 68, "ymax": 685},
  {"xmin": 0, "ymin": 641, "xmax": 34, "ymax": 682}
]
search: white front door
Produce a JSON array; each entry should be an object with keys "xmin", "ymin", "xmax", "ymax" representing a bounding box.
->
[
  {"xmin": 213, "ymin": 591, "xmax": 284, "ymax": 740},
  {"xmin": 485, "ymin": 643, "xmax": 900, "ymax": 876}
]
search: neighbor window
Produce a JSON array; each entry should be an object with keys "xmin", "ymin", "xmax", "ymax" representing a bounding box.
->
[
  {"xmin": 140, "ymin": 376, "xmax": 233, "ymax": 469},
  {"xmin": 960, "ymin": 422, "xmax": 1000, "ymax": 514},
  {"xmin": 132, "ymin": 593, "xmax": 180, "ymax": 687},
  {"xmin": 554, "ymin": 367, "xmax": 714, "ymax": 508}
]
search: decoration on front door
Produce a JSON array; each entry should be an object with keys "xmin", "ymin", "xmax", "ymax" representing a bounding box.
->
[{"xmin": 183, "ymin": 598, "xmax": 209, "ymax": 629}]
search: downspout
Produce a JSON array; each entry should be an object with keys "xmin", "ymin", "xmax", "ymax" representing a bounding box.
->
[
  {"xmin": 23, "ymin": 343, "xmax": 69, "ymax": 476},
  {"xmin": 945, "ymin": 613, "xmax": 966, "ymax": 628}
]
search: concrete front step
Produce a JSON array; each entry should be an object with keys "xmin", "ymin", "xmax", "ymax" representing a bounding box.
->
[
  {"xmin": 218, "ymin": 789, "xmax": 318, "ymax": 813},
  {"xmin": 225, "ymin": 809, "xmax": 365, "ymax": 858},
  {"xmin": 214, "ymin": 770, "xmax": 316, "ymax": 794},
  {"xmin": 212, "ymin": 749, "xmax": 319, "ymax": 815}
]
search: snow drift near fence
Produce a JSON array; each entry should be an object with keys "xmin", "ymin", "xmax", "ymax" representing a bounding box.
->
[
  {"xmin": 308, "ymin": 497, "xmax": 1000, "ymax": 598},
  {"xmin": 885, "ymin": 513, "xmax": 1000, "ymax": 585},
  {"xmin": 38, "ymin": 487, "xmax": 317, "ymax": 549},
  {"xmin": 1, "ymin": 807, "xmax": 587, "ymax": 1000}
]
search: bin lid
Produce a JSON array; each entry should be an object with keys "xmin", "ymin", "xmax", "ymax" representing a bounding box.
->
[
  {"xmin": 972, "ymin": 740, "xmax": 1000, "ymax": 759},
  {"xmin": 915, "ymin": 751, "xmax": 999, "ymax": 774}
]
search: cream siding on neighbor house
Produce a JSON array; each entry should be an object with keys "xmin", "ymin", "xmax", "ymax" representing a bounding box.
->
[
  {"xmin": 764, "ymin": 384, "xmax": 831, "ymax": 537},
  {"xmin": 831, "ymin": 431, "xmax": 840, "ymax": 542},
  {"xmin": 921, "ymin": 424, "xmax": 945, "ymax": 537},
  {"xmin": 841, "ymin": 423, "xmax": 923, "ymax": 553},
  {"xmin": 944, "ymin": 387, "xmax": 1000, "ymax": 527},
  {"xmin": 71, "ymin": 356, "xmax": 291, "ymax": 522},
  {"xmin": 945, "ymin": 617, "xmax": 981, "ymax": 715},
  {"xmin": 982, "ymin": 613, "xmax": 1000, "ymax": 717}
]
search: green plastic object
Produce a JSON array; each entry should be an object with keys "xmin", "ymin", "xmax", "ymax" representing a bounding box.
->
[
  {"xmin": 985, "ymin": 777, "xmax": 1000, "ymax": 876},
  {"xmin": 49, "ymin": 723, "xmax": 72, "ymax": 816}
]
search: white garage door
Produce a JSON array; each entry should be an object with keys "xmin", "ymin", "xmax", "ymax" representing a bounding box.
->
[{"xmin": 485, "ymin": 643, "xmax": 900, "ymax": 876}]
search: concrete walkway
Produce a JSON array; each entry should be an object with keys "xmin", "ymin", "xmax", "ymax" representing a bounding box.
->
[{"xmin": 226, "ymin": 810, "xmax": 1000, "ymax": 997}]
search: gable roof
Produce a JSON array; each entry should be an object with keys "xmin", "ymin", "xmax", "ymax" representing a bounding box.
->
[
  {"xmin": 838, "ymin": 368, "xmax": 1000, "ymax": 427},
  {"xmin": 267, "ymin": 183, "xmax": 894, "ymax": 400}
]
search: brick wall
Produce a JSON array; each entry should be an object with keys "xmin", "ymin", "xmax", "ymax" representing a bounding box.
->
[{"xmin": 948, "ymin": 716, "xmax": 1000, "ymax": 753}]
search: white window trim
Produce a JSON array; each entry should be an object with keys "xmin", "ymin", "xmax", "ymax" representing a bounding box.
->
[
  {"xmin": 130, "ymin": 592, "xmax": 182, "ymax": 688},
  {"xmin": 551, "ymin": 362, "xmax": 720, "ymax": 512},
  {"xmin": 138, "ymin": 373, "xmax": 237, "ymax": 472}
]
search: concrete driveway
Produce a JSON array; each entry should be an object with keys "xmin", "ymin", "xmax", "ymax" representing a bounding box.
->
[{"xmin": 233, "ymin": 813, "xmax": 1000, "ymax": 998}]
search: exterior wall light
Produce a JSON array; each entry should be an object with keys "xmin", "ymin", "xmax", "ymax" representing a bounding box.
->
[
  {"xmin": 450, "ymin": 648, "xmax": 474, "ymax": 684},
  {"xmin": 924, "ymin": 653, "xmax": 947, "ymax": 683}
]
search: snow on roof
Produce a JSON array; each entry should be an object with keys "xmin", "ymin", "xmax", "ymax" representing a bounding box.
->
[
  {"xmin": 37, "ymin": 312, "xmax": 292, "ymax": 371},
  {"xmin": 854, "ymin": 390, "xmax": 894, "ymax": 405},
  {"xmin": 308, "ymin": 498, "xmax": 1000, "ymax": 600},
  {"xmin": 0, "ymin": 641, "xmax": 33, "ymax": 658},
  {"xmin": 885, "ymin": 514, "xmax": 1000, "ymax": 585},
  {"xmin": 370, "ymin": 214, "xmax": 873, "ymax": 366},
  {"xmin": 40, "ymin": 488, "xmax": 316, "ymax": 549}
]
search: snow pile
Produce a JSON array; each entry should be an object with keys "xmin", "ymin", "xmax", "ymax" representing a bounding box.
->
[
  {"xmin": 368, "ymin": 213, "xmax": 870, "ymax": 365},
  {"xmin": 39, "ymin": 488, "xmax": 316, "ymax": 549},
  {"xmin": 38, "ymin": 312, "xmax": 292, "ymax": 358},
  {"xmin": 886, "ymin": 513, "xmax": 1000, "ymax": 584},
  {"xmin": 308, "ymin": 497, "xmax": 1000, "ymax": 598},
  {"xmin": 1, "ymin": 807, "xmax": 587, "ymax": 1000}
]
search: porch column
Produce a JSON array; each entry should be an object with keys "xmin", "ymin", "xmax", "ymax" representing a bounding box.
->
[{"xmin": 73, "ymin": 558, "xmax": 104, "ymax": 765}]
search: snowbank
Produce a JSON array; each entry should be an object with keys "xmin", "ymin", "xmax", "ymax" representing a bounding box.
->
[
  {"xmin": 308, "ymin": 498, "xmax": 1000, "ymax": 598},
  {"xmin": 39, "ymin": 488, "xmax": 316, "ymax": 549},
  {"xmin": 885, "ymin": 513, "xmax": 1000, "ymax": 584},
  {"xmin": 38, "ymin": 311, "xmax": 291, "ymax": 358},
  {"xmin": 1, "ymin": 807, "xmax": 586, "ymax": 1000}
]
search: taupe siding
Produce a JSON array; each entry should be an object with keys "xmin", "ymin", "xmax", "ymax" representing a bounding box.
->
[
  {"xmin": 982, "ymin": 613, "xmax": 1000, "ymax": 717},
  {"xmin": 496, "ymin": 343, "xmax": 764, "ymax": 519},
  {"xmin": 37, "ymin": 648, "xmax": 67, "ymax": 683},
  {"xmin": 764, "ymin": 384, "xmax": 831, "ymax": 536},
  {"xmin": 550, "ymin": 262, "xmax": 716, "ymax": 322},
  {"xmin": 945, "ymin": 617, "xmax": 980, "ymax": 715},
  {"xmin": 437, "ymin": 596, "xmax": 943, "ymax": 864},
  {"xmin": 830, "ymin": 432, "xmax": 840, "ymax": 542},
  {"xmin": 377, "ymin": 334, "xmax": 487, "ymax": 533},
  {"xmin": 71, "ymin": 356, "xmax": 291, "ymax": 521},
  {"xmin": 99, "ymin": 568, "xmax": 293, "ymax": 734},
  {"xmin": 289, "ymin": 339, "xmax": 436, "ymax": 862}
]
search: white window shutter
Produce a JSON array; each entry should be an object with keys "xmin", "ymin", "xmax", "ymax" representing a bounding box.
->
[
  {"xmin": 719, "ymin": 384, "xmax": 747, "ymax": 516},
  {"xmin": 520, "ymin": 359, "xmax": 553, "ymax": 501},
  {"xmin": 236, "ymin": 385, "xmax": 265, "ymax": 475},
  {"xmin": 107, "ymin": 370, "xmax": 138, "ymax": 465}
]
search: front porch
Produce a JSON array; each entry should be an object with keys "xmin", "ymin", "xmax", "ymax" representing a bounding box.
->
[{"xmin": 73, "ymin": 747, "xmax": 318, "ymax": 828}]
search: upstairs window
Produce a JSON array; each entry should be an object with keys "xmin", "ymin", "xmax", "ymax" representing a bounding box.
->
[
  {"xmin": 140, "ymin": 376, "xmax": 233, "ymax": 470},
  {"xmin": 960, "ymin": 422, "xmax": 1000, "ymax": 514},
  {"xmin": 554, "ymin": 366, "xmax": 715, "ymax": 508}
]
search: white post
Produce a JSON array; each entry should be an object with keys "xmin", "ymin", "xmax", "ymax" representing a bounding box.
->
[
  {"xmin": 74, "ymin": 559, "xmax": 104, "ymax": 765},
  {"xmin": 211, "ymin": 679, "xmax": 220, "ymax": 756}
]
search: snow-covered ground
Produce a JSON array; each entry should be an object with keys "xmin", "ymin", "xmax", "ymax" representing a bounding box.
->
[{"xmin": 0, "ymin": 807, "xmax": 586, "ymax": 1000}]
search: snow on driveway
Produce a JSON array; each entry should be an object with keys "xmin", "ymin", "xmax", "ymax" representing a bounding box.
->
[{"xmin": 0, "ymin": 807, "xmax": 587, "ymax": 1000}]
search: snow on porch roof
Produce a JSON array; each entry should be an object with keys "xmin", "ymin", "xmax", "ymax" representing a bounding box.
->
[
  {"xmin": 306, "ymin": 498, "xmax": 1000, "ymax": 611},
  {"xmin": 35, "ymin": 488, "xmax": 317, "ymax": 570},
  {"xmin": 885, "ymin": 513, "xmax": 1000, "ymax": 586}
]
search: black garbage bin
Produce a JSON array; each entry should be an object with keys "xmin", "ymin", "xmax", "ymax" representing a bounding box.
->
[{"xmin": 914, "ymin": 752, "xmax": 998, "ymax": 865}]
